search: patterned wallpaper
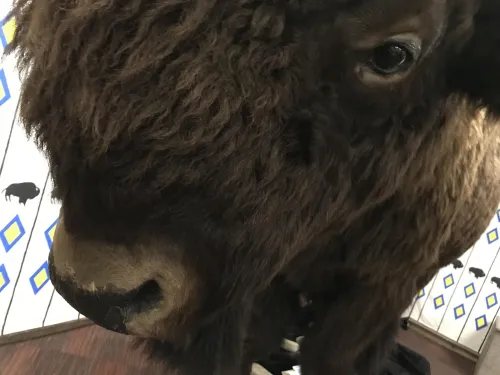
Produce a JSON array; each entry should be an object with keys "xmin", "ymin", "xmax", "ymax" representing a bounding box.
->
[
  {"xmin": 404, "ymin": 211, "xmax": 500, "ymax": 353},
  {"xmin": 0, "ymin": 8, "xmax": 82, "ymax": 336}
]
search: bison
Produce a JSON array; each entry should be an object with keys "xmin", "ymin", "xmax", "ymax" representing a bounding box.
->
[
  {"xmin": 6, "ymin": 0, "xmax": 500, "ymax": 374},
  {"xmin": 492, "ymin": 277, "xmax": 500, "ymax": 289},
  {"xmin": 469, "ymin": 267, "xmax": 486, "ymax": 279},
  {"xmin": 2, "ymin": 182, "xmax": 40, "ymax": 205}
]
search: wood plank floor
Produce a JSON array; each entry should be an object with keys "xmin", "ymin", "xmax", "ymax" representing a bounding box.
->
[
  {"xmin": 397, "ymin": 329, "xmax": 476, "ymax": 375},
  {"xmin": 0, "ymin": 324, "xmax": 164, "ymax": 375},
  {"xmin": 0, "ymin": 324, "xmax": 476, "ymax": 375}
]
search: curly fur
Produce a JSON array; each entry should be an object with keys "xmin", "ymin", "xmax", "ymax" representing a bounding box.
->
[{"xmin": 6, "ymin": 0, "xmax": 500, "ymax": 374}]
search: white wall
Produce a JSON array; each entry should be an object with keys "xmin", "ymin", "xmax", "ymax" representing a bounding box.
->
[
  {"xmin": 0, "ymin": 8, "xmax": 82, "ymax": 337},
  {"xmin": 1, "ymin": 2, "xmax": 500, "ymax": 356},
  {"xmin": 405, "ymin": 210, "xmax": 500, "ymax": 353}
]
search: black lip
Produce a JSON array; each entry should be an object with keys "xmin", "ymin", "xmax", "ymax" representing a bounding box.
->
[{"xmin": 47, "ymin": 252, "xmax": 133, "ymax": 334}]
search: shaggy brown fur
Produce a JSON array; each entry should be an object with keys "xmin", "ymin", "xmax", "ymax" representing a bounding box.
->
[{"xmin": 6, "ymin": 0, "xmax": 500, "ymax": 374}]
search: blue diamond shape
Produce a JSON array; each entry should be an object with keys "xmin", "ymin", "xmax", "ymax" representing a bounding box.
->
[
  {"xmin": 475, "ymin": 315, "xmax": 488, "ymax": 331},
  {"xmin": 443, "ymin": 273, "xmax": 455, "ymax": 289},
  {"xmin": 487, "ymin": 228, "xmax": 499, "ymax": 244},
  {"xmin": 0, "ymin": 215, "xmax": 26, "ymax": 253},
  {"xmin": 44, "ymin": 219, "xmax": 58, "ymax": 250},
  {"xmin": 434, "ymin": 295, "xmax": 445, "ymax": 309},
  {"xmin": 29, "ymin": 261, "xmax": 50, "ymax": 295},
  {"xmin": 486, "ymin": 293, "xmax": 498, "ymax": 309},
  {"xmin": 464, "ymin": 283, "xmax": 476, "ymax": 298},
  {"xmin": 0, "ymin": 264, "xmax": 10, "ymax": 293},
  {"xmin": 0, "ymin": 69, "xmax": 10, "ymax": 107},
  {"xmin": 416, "ymin": 288, "xmax": 426, "ymax": 300},
  {"xmin": 453, "ymin": 304, "xmax": 466, "ymax": 320}
]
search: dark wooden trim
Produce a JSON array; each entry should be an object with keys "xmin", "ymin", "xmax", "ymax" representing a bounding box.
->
[
  {"xmin": 0, "ymin": 319, "xmax": 92, "ymax": 347},
  {"xmin": 409, "ymin": 319, "xmax": 479, "ymax": 362}
]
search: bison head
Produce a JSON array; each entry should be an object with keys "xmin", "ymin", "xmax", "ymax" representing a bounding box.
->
[{"xmin": 6, "ymin": 0, "xmax": 500, "ymax": 374}]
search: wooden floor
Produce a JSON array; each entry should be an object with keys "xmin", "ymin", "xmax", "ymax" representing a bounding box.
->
[
  {"xmin": 397, "ymin": 329, "xmax": 476, "ymax": 375},
  {"xmin": 0, "ymin": 324, "xmax": 476, "ymax": 375},
  {"xmin": 0, "ymin": 324, "xmax": 165, "ymax": 375}
]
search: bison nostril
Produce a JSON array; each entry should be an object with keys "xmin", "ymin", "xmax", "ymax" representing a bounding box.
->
[
  {"xmin": 126, "ymin": 279, "xmax": 163, "ymax": 315},
  {"xmin": 49, "ymin": 250, "xmax": 165, "ymax": 334}
]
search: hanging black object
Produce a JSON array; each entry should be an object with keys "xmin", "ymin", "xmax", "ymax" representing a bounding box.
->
[
  {"xmin": 257, "ymin": 343, "xmax": 431, "ymax": 375},
  {"xmin": 256, "ymin": 318, "xmax": 431, "ymax": 375},
  {"xmin": 380, "ymin": 343, "xmax": 431, "ymax": 375}
]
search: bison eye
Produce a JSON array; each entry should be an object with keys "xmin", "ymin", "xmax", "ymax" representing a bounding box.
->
[
  {"xmin": 370, "ymin": 42, "xmax": 416, "ymax": 75},
  {"xmin": 356, "ymin": 35, "xmax": 422, "ymax": 84}
]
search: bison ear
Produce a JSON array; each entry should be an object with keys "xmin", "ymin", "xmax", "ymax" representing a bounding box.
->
[{"xmin": 447, "ymin": 0, "xmax": 500, "ymax": 114}]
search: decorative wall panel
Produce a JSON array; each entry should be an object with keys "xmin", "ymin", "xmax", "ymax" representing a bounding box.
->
[{"xmin": 0, "ymin": 4, "xmax": 82, "ymax": 337}]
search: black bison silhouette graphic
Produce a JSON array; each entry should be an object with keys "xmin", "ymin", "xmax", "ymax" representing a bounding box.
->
[
  {"xmin": 491, "ymin": 277, "xmax": 500, "ymax": 289},
  {"xmin": 451, "ymin": 259, "xmax": 464, "ymax": 269},
  {"xmin": 3, "ymin": 182, "xmax": 41, "ymax": 205},
  {"xmin": 469, "ymin": 267, "xmax": 486, "ymax": 279}
]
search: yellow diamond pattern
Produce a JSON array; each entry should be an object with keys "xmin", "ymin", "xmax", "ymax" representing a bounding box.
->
[
  {"xmin": 444, "ymin": 276, "xmax": 453, "ymax": 287},
  {"xmin": 4, "ymin": 222, "xmax": 21, "ymax": 245},
  {"xmin": 33, "ymin": 268, "xmax": 48, "ymax": 289},
  {"xmin": 465, "ymin": 285, "xmax": 475, "ymax": 297},
  {"xmin": 487, "ymin": 295, "xmax": 497, "ymax": 308},
  {"xmin": 48, "ymin": 225, "xmax": 56, "ymax": 243},
  {"xmin": 488, "ymin": 230, "xmax": 498, "ymax": 243},
  {"xmin": 435, "ymin": 296, "xmax": 444, "ymax": 308},
  {"xmin": 476, "ymin": 316, "xmax": 487, "ymax": 329},
  {"xmin": 1, "ymin": 17, "xmax": 16, "ymax": 45}
]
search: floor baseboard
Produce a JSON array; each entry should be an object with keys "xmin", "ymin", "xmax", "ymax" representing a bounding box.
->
[
  {"xmin": 0, "ymin": 319, "xmax": 92, "ymax": 347},
  {"xmin": 408, "ymin": 320, "xmax": 479, "ymax": 363}
]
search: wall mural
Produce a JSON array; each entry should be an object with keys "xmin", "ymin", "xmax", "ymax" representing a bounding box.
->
[
  {"xmin": 405, "ymin": 210, "xmax": 500, "ymax": 353},
  {"xmin": 0, "ymin": 5, "xmax": 82, "ymax": 337},
  {"xmin": 0, "ymin": 1, "xmax": 499, "ymax": 357}
]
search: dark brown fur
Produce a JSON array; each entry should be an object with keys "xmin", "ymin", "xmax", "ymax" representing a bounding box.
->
[{"xmin": 6, "ymin": 0, "xmax": 500, "ymax": 374}]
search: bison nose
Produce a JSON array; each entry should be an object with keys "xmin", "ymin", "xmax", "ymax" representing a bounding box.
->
[
  {"xmin": 47, "ymin": 213, "xmax": 199, "ymax": 339},
  {"xmin": 48, "ymin": 251, "xmax": 163, "ymax": 334}
]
